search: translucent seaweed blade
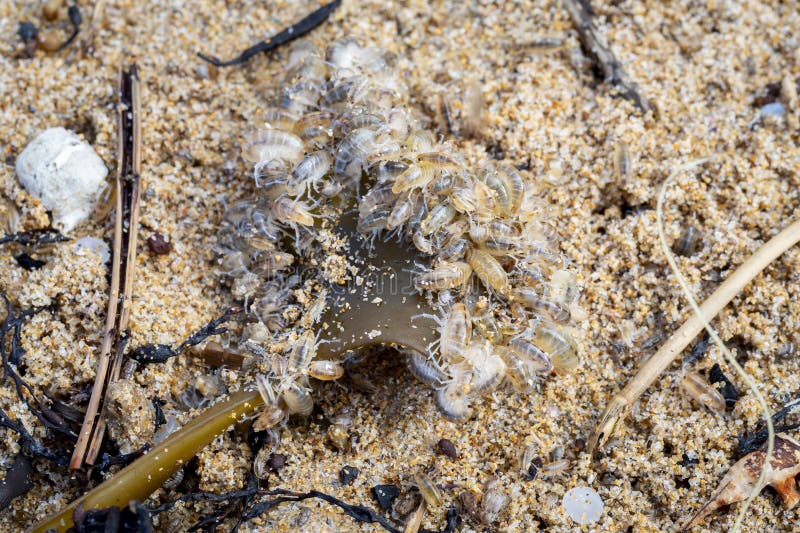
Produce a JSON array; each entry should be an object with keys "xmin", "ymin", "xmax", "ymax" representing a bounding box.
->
[{"xmin": 316, "ymin": 209, "xmax": 438, "ymax": 359}]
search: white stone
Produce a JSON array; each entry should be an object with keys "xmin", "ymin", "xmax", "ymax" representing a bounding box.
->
[
  {"xmin": 563, "ymin": 486, "xmax": 604, "ymax": 525},
  {"xmin": 15, "ymin": 127, "xmax": 108, "ymax": 233}
]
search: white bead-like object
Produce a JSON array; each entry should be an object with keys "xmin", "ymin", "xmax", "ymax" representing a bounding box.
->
[
  {"xmin": 16, "ymin": 127, "xmax": 108, "ymax": 233},
  {"xmin": 563, "ymin": 486, "xmax": 604, "ymax": 525}
]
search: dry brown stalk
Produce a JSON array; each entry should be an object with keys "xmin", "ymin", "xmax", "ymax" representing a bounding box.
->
[
  {"xmin": 70, "ymin": 65, "xmax": 143, "ymax": 471},
  {"xmin": 588, "ymin": 213, "xmax": 800, "ymax": 455}
]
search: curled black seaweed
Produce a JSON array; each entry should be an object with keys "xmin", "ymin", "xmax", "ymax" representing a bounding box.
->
[
  {"xmin": 0, "ymin": 229, "xmax": 69, "ymax": 247},
  {"xmin": 128, "ymin": 308, "xmax": 236, "ymax": 365},
  {"xmin": 737, "ymin": 397, "xmax": 800, "ymax": 455},
  {"xmin": 147, "ymin": 476, "xmax": 459, "ymax": 533},
  {"xmin": 197, "ymin": 0, "xmax": 342, "ymax": 67},
  {"xmin": 56, "ymin": 5, "xmax": 82, "ymax": 52}
]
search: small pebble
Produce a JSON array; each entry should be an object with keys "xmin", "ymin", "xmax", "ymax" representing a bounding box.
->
[
  {"xmin": 563, "ymin": 486, "xmax": 604, "ymax": 525},
  {"xmin": 760, "ymin": 102, "xmax": 785, "ymax": 118},
  {"xmin": 266, "ymin": 453, "xmax": 286, "ymax": 473},
  {"xmin": 436, "ymin": 438, "xmax": 458, "ymax": 459},
  {"xmin": 339, "ymin": 465, "xmax": 359, "ymax": 485},
  {"xmin": 371, "ymin": 484, "xmax": 400, "ymax": 510},
  {"xmin": 147, "ymin": 232, "xmax": 172, "ymax": 255},
  {"xmin": 42, "ymin": 0, "xmax": 61, "ymax": 21}
]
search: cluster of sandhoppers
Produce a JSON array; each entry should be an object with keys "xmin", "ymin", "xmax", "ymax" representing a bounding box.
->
[{"xmin": 217, "ymin": 39, "xmax": 581, "ymax": 425}]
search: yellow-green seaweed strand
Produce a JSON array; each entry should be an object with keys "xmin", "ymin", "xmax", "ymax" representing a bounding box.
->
[{"xmin": 32, "ymin": 390, "xmax": 263, "ymax": 533}]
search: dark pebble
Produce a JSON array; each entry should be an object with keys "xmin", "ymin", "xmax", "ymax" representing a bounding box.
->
[
  {"xmin": 266, "ymin": 453, "xmax": 286, "ymax": 473},
  {"xmin": 573, "ymin": 438, "xmax": 586, "ymax": 453},
  {"xmin": 371, "ymin": 484, "xmax": 400, "ymax": 510},
  {"xmin": 436, "ymin": 438, "xmax": 458, "ymax": 459},
  {"xmin": 678, "ymin": 453, "xmax": 699, "ymax": 467},
  {"xmin": 147, "ymin": 233, "xmax": 172, "ymax": 255},
  {"xmin": 709, "ymin": 363, "xmax": 740, "ymax": 406},
  {"xmin": 339, "ymin": 465, "xmax": 359, "ymax": 485},
  {"xmin": 15, "ymin": 253, "xmax": 45, "ymax": 270}
]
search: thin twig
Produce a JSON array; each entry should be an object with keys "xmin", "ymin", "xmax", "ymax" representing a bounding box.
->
[
  {"xmin": 563, "ymin": 0, "xmax": 651, "ymax": 112},
  {"xmin": 70, "ymin": 64, "xmax": 143, "ymax": 471},
  {"xmin": 588, "ymin": 163, "xmax": 800, "ymax": 454},
  {"xmin": 197, "ymin": 0, "xmax": 342, "ymax": 67}
]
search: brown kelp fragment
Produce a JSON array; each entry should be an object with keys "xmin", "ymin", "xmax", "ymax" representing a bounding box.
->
[
  {"xmin": 71, "ymin": 65, "xmax": 142, "ymax": 471},
  {"xmin": 0, "ymin": 454, "xmax": 33, "ymax": 513},
  {"xmin": 685, "ymin": 433, "xmax": 800, "ymax": 529},
  {"xmin": 563, "ymin": 0, "xmax": 651, "ymax": 112},
  {"xmin": 197, "ymin": 0, "xmax": 342, "ymax": 67}
]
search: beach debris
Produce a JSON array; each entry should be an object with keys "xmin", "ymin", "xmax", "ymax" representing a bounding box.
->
[
  {"xmin": 14, "ymin": 253, "xmax": 45, "ymax": 270},
  {"xmin": 681, "ymin": 371, "xmax": 727, "ymax": 413},
  {"xmin": 266, "ymin": 453, "xmax": 287, "ymax": 473},
  {"xmin": 686, "ymin": 433, "xmax": 800, "ymax": 529},
  {"xmin": 15, "ymin": 127, "xmax": 108, "ymax": 234},
  {"xmin": 104, "ymin": 380, "xmax": 155, "ymax": 455},
  {"xmin": 563, "ymin": 0, "xmax": 650, "ymax": 112},
  {"xmin": 686, "ymin": 331, "xmax": 710, "ymax": 364},
  {"xmin": 480, "ymin": 480, "xmax": 509, "ymax": 524},
  {"xmin": 674, "ymin": 225, "xmax": 703, "ymax": 257},
  {"xmin": 0, "ymin": 455, "xmax": 33, "ymax": 513},
  {"xmin": 57, "ymin": 4, "xmax": 82, "ymax": 52},
  {"xmin": 709, "ymin": 363, "xmax": 740, "ymax": 407},
  {"xmin": 339, "ymin": 465, "xmax": 359, "ymax": 485},
  {"xmin": 738, "ymin": 398, "xmax": 800, "ymax": 455},
  {"xmin": 17, "ymin": 21, "xmax": 39, "ymax": 57},
  {"xmin": 70, "ymin": 501, "xmax": 153, "ymax": 532},
  {"xmin": 589, "ymin": 161, "xmax": 800, "ymax": 454},
  {"xmin": 70, "ymin": 66, "xmax": 143, "ymax": 472},
  {"xmin": 128, "ymin": 308, "xmax": 233, "ymax": 365},
  {"xmin": 146, "ymin": 232, "xmax": 172, "ymax": 255},
  {"xmin": 198, "ymin": 0, "xmax": 342, "ymax": 67},
  {"xmin": 372, "ymin": 484, "xmax": 401, "ymax": 510},
  {"xmin": 436, "ymin": 438, "xmax": 458, "ymax": 460},
  {"xmin": 403, "ymin": 499, "xmax": 426, "ymax": 533},
  {"xmin": 414, "ymin": 472, "xmax": 442, "ymax": 507},
  {"xmin": 0, "ymin": 229, "xmax": 68, "ymax": 247},
  {"xmin": 562, "ymin": 486, "xmax": 604, "ymax": 525}
]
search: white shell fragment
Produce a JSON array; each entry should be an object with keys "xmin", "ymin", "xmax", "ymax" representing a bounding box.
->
[
  {"xmin": 563, "ymin": 486, "xmax": 604, "ymax": 525},
  {"xmin": 15, "ymin": 127, "xmax": 108, "ymax": 233}
]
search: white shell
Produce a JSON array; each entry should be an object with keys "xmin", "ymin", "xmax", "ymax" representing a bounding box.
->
[{"xmin": 16, "ymin": 127, "xmax": 108, "ymax": 233}]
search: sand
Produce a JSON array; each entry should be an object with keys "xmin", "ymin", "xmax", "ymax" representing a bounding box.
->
[{"xmin": 1, "ymin": 0, "xmax": 799, "ymax": 531}]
